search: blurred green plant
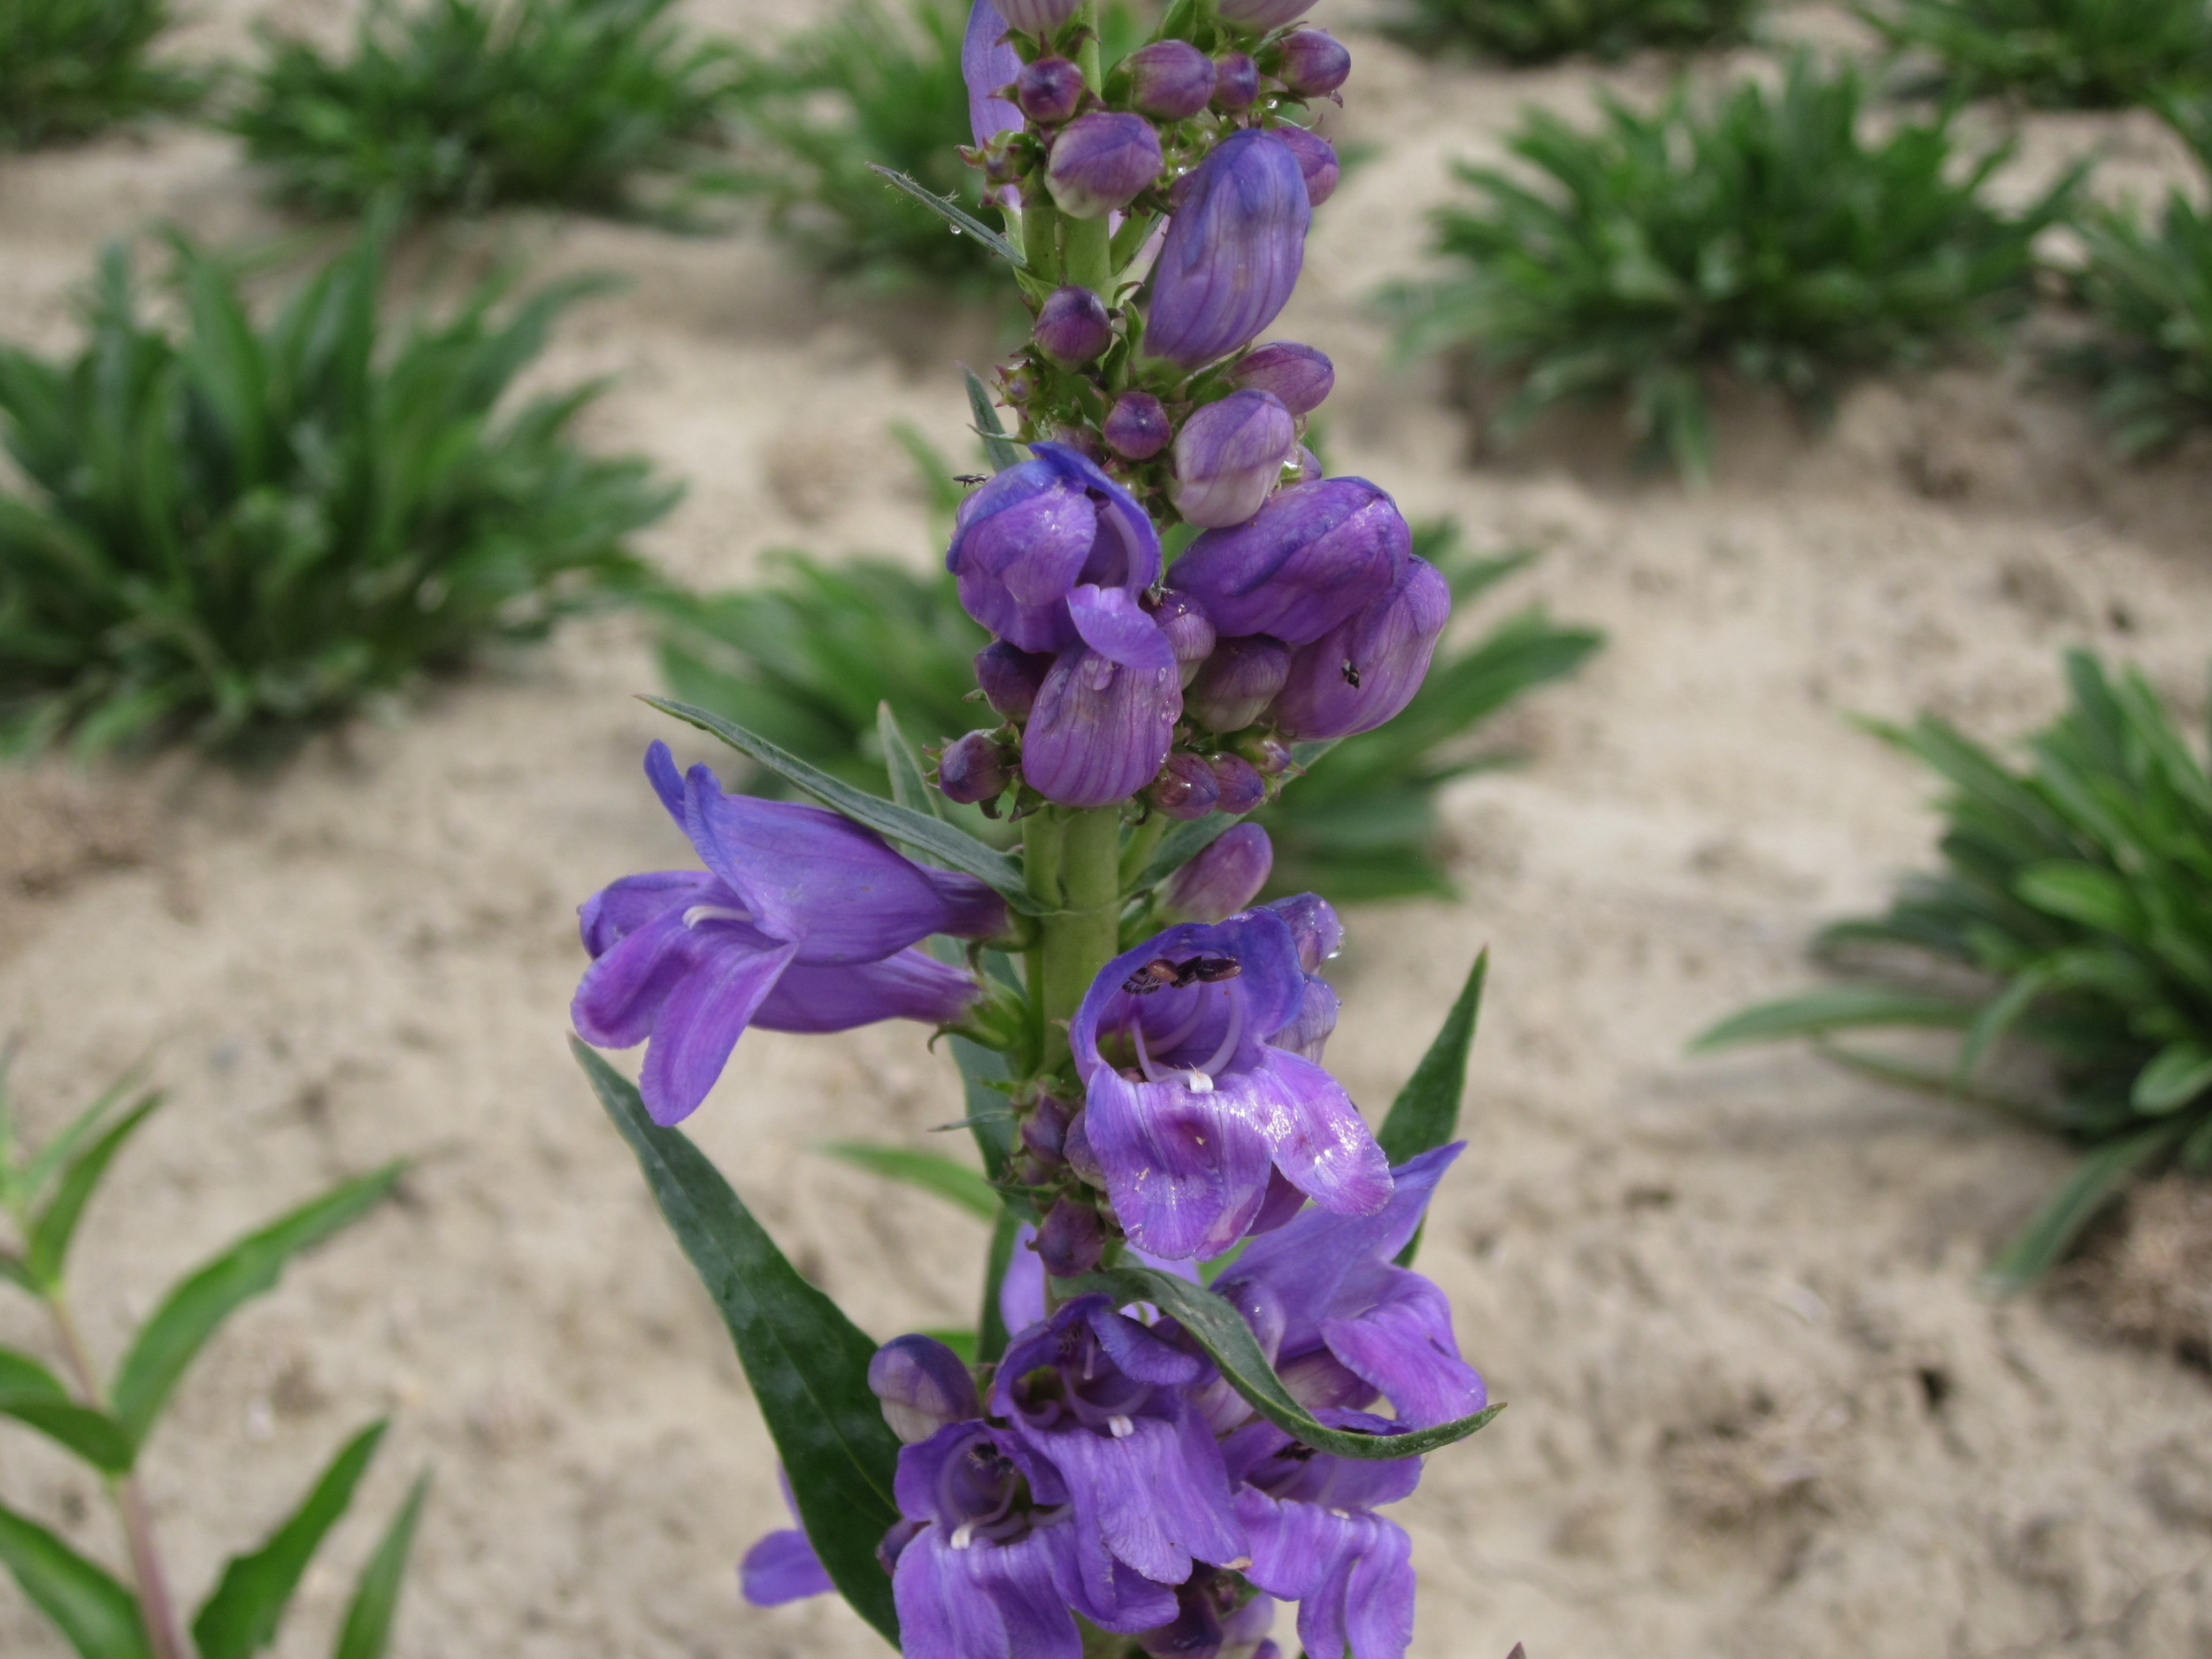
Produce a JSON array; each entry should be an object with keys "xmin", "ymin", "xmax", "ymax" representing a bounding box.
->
[
  {"xmin": 1696, "ymin": 652, "xmax": 2212, "ymax": 1287},
  {"xmin": 0, "ymin": 216, "xmax": 676, "ymax": 757},
  {"xmin": 0, "ymin": 1055, "xmax": 426, "ymax": 1659},
  {"xmin": 1858, "ymin": 0, "xmax": 2212, "ymax": 110},
  {"xmin": 0, "ymin": 0, "xmax": 201, "ymax": 150},
  {"xmin": 1386, "ymin": 57, "xmax": 2075, "ymax": 481},
  {"xmin": 228, "ymin": 0, "xmax": 743, "ymax": 220},
  {"xmin": 1382, "ymin": 0, "xmax": 1758, "ymax": 65}
]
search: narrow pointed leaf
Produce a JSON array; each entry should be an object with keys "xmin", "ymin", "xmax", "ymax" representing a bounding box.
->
[
  {"xmin": 948, "ymin": 1030, "xmax": 1017, "ymax": 1183},
  {"xmin": 817, "ymin": 1142, "xmax": 997, "ymax": 1221},
  {"xmin": 329, "ymin": 1472, "xmax": 430, "ymax": 1659},
  {"xmin": 864, "ymin": 165, "xmax": 1027, "ymax": 268},
  {"xmin": 0, "ymin": 1394, "xmax": 135, "ymax": 1473},
  {"xmin": 18, "ymin": 1075, "xmax": 142, "ymax": 1211},
  {"xmin": 2133, "ymin": 1041, "xmax": 2212, "ymax": 1115},
  {"xmin": 0, "ymin": 1496, "xmax": 151, "ymax": 1659},
  {"xmin": 1985, "ymin": 1119, "xmax": 2187, "ymax": 1291},
  {"xmin": 193, "ymin": 1420, "xmax": 388, "ymax": 1659},
  {"xmin": 1377, "ymin": 950, "xmax": 1488, "ymax": 1167},
  {"xmin": 0, "ymin": 1347, "xmax": 68, "ymax": 1402},
  {"xmin": 575, "ymin": 1041, "xmax": 901, "ymax": 1645},
  {"xmin": 110, "ymin": 1164, "xmax": 403, "ymax": 1447},
  {"xmin": 961, "ymin": 365, "xmax": 1023, "ymax": 473},
  {"xmin": 1692, "ymin": 987, "xmax": 1979, "ymax": 1049},
  {"xmin": 641, "ymin": 696, "xmax": 1035, "ymax": 913},
  {"xmin": 27, "ymin": 1092, "xmax": 165, "ymax": 1288},
  {"xmin": 1057, "ymin": 1265, "xmax": 1503, "ymax": 1459},
  {"xmin": 877, "ymin": 703, "xmax": 948, "ymax": 821}
]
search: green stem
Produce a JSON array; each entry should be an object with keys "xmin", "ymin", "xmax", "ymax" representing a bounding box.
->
[
  {"xmin": 1062, "ymin": 0, "xmax": 1114, "ymax": 296},
  {"xmin": 1035, "ymin": 807, "xmax": 1125, "ymax": 1075},
  {"xmin": 1118, "ymin": 813, "xmax": 1168, "ymax": 892}
]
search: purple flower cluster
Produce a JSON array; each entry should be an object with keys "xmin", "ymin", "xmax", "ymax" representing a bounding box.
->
[{"xmin": 744, "ymin": 1145, "xmax": 1483, "ymax": 1659}]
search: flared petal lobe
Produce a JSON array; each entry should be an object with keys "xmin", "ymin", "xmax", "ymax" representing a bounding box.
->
[
  {"xmin": 949, "ymin": 444, "xmax": 1163, "ymax": 654},
  {"xmin": 963, "ymin": 0, "xmax": 1023, "ymax": 147},
  {"xmin": 1023, "ymin": 643, "xmax": 1181, "ymax": 808}
]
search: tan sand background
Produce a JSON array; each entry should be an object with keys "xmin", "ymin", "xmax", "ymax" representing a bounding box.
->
[{"xmin": 4, "ymin": 1, "xmax": 2211, "ymax": 1652}]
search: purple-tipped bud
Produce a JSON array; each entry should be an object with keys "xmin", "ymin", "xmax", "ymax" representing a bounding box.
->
[
  {"xmin": 1159, "ymin": 822, "xmax": 1274, "ymax": 922},
  {"xmin": 975, "ymin": 641, "xmax": 1051, "ymax": 722},
  {"xmin": 1104, "ymin": 389, "xmax": 1172, "ymax": 459},
  {"xmin": 1047, "ymin": 111, "xmax": 1162, "ymax": 219},
  {"xmin": 1269, "ymin": 29, "xmax": 1349, "ymax": 96},
  {"xmin": 1167, "ymin": 476, "xmax": 1409, "ymax": 644},
  {"xmin": 868, "ymin": 1335, "xmax": 981, "ymax": 1444},
  {"xmin": 1212, "ymin": 51, "xmax": 1260, "ymax": 111},
  {"xmin": 1229, "ymin": 342, "xmax": 1334, "ymax": 416},
  {"xmin": 1218, "ymin": 0, "xmax": 1309, "ymax": 27},
  {"xmin": 1035, "ymin": 1195, "xmax": 1107, "ymax": 1277},
  {"xmin": 1272, "ymin": 554, "xmax": 1451, "ymax": 740},
  {"xmin": 1274, "ymin": 126, "xmax": 1339, "ymax": 207},
  {"xmin": 995, "ymin": 0, "xmax": 1081, "ymax": 35},
  {"xmin": 939, "ymin": 730, "xmax": 1012, "ymax": 804},
  {"xmin": 1123, "ymin": 39, "xmax": 1215, "ymax": 120},
  {"xmin": 1033, "ymin": 285, "xmax": 1113, "ymax": 368},
  {"xmin": 1022, "ymin": 1094, "xmax": 1072, "ymax": 1160},
  {"xmin": 1187, "ymin": 634, "xmax": 1291, "ymax": 732},
  {"xmin": 1210, "ymin": 753, "xmax": 1266, "ymax": 814},
  {"xmin": 1017, "ymin": 54, "xmax": 1087, "ymax": 123},
  {"xmin": 1147, "ymin": 589, "xmax": 1217, "ymax": 682},
  {"xmin": 1148, "ymin": 751, "xmax": 1222, "ymax": 819},
  {"xmin": 1142, "ymin": 130, "xmax": 1309, "ymax": 370},
  {"xmin": 1237, "ymin": 730, "xmax": 1294, "ymax": 774},
  {"xmin": 1265, "ymin": 891, "xmax": 1342, "ymax": 970},
  {"xmin": 1171, "ymin": 389, "xmax": 1296, "ymax": 528}
]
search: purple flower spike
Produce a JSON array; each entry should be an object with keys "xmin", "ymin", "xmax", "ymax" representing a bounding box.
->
[
  {"xmin": 1172, "ymin": 389, "xmax": 1296, "ymax": 529},
  {"xmin": 740, "ymin": 1471, "xmax": 834, "ymax": 1607},
  {"xmin": 1228, "ymin": 342, "xmax": 1334, "ymax": 417},
  {"xmin": 871, "ymin": 1334, "xmax": 985, "ymax": 1444},
  {"xmin": 1035, "ymin": 285, "xmax": 1114, "ymax": 368},
  {"xmin": 1271, "ymin": 555, "xmax": 1449, "ymax": 741},
  {"xmin": 1218, "ymin": 0, "xmax": 1310, "ymax": 28},
  {"xmin": 1017, "ymin": 54, "xmax": 1086, "ymax": 123},
  {"xmin": 963, "ymin": 0, "xmax": 1022, "ymax": 148},
  {"xmin": 949, "ymin": 442, "xmax": 1161, "ymax": 654},
  {"xmin": 1023, "ymin": 585, "xmax": 1183, "ymax": 808},
  {"xmin": 1071, "ymin": 910, "xmax": 1392, "ymax": 1258},
  {"xmin": 1124, "ymin": 39, "xmax": 1215, "ymax": 120},
  {"xmin": 1143, "ymin": 130, "xmax": 1309, "ymax": 371},
  {"xmin": 1187, "ymin": 634, "xmax": 1291, "ymax": 732},
  {"xmin": 1048, "ymin": 111, "xmax": 1164, "ymax": 219},
  {"xmin": 1271, "ymin": 30, "xmax": 1350, "ymax": 96},
  {"xmin": 1105, "ymin": 390, "xmax": 1172, "ymax": 460},
  {"xmin": 976, "ymin": 640, "xmax": 1052, "ymax": 721},
  {"xmin": 1212, "ymin": 51, "xmax": 1260, "ymax": 111},
  {"xmin": 1273, "ymin": 127, "xmax": 1339, "ymax": 208},
  {"xmin": 941, "ymin": 730, "xmax": 1013, "ymax": 804},
  {"xmin": 1209, "ymin": 752, "xmax": 1266, "ymax": 815},
  {"xmin": 1160, "ymin": 823, "xmax": 1274, "ymax": 922},
  {"xmin": 572, "ymin": 744, "xmax": 1003, "ymax": 1124},
  {"xmin": 1150, "ymin": 751, "xmax": 1223, "ymax": 820},
  {"xmin": 1166, "ymin": 477, "xmax": 1409, "ymax": 646}
]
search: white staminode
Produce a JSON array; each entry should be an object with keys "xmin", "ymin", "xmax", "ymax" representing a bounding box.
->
[
  {"xmin": 1108, "ymin": 1416, "xmax": 1135, "ymax": 1439},
  {"xmin": 683, "ymin": 904, "xmax": 750, "ymax": 929},
  {"xmin": 949, "ymin": 1522, "xmax": 978, "ymax": 1550},
  {"xmin": 1126, "ymin": 983, "xmax": 1243, "ymax": 1094}
]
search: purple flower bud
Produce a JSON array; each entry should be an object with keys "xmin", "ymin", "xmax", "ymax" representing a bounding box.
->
[
  {"xmin": 1047, "ymin": 111, "xmax": 1163, "ymax": 219},
  {"xmin": 1167, "ymin": 475, "xmax": 1409, "ymax": 644},
  {"xmin": 995, "ymin": 0, "xmax": 1081, "ymax": 35},
  {"xmin": 975, "ymin": 641, "xmax": 1051, "ymax": 722},
  {"xmin": 1210, "ymin": 752, "xmax": 1266, "ymax": 814},
  {"xmin": 1218, "ymin": 0, "xmax": 1310, "ymax": 27},
  {"xmin": 1237, "ymin": 730, "xmax": 1294, "ymax": 774},
  {"xmin": 1022, "ymin": 1094, "xmax": 1073, "ymax": 1161},
  {"xmin": 1264, "ymin": 891, "xmax": 1341, "ymax": 971},
  {"xmin": 867, "ymin": 1334, "xmax": 981, "ymax": 1443},
  {"xmin": 1148, "ymin": 751, "xmax": 1221, "ymax": 819},
  {"xmin": 1123, "ymin": 39, "xmax": 1215, "ymax": 120},
  {"xmin": 1160, "ymin": 822, "xmax": 1273, "ymax": 922},
  {"xmin": 1269, "ymin": 29, "xmax": 1349, "ymax": 96},
  {"xmin": 1171, "ymin": 388, "xmax": 1296, "ymax": 528},
  {"xmin": 1187, "ymin": 634, "xmax": 1291, "ymax": 732},
  {"xmin": 1274, "ymin": 125, "xmax": 1339, "ymax": 207},
  {"xmin": 938, "ymin": 730, "xmax": 1012, "ymax": 803},
  {"xmin": 962, "ymin": 0, "xmax": 1022, "ymax": 149},
  {"xmin": 1212, "ymin": 51, "xmax": 1260, "ymax": 111},
  {"xmin": 1035, "ymin": 1195, "xmax": 1107, "ymax": 1277},
  {"xmin": 1016, "ymin": 54, "xmax": 1086, "ymax": 123},
  {"xmin": 1272, "ymin": 554, "xmax": 1450, "ymax": 740},
  {"xmin": 1147, "ymin": 589, "xmax": 1217, "ymax": 682},
  {"xmin": 1142, "ymin": 130, "xmax": 1309, "ymax": 370},
  {"xmin": 1229, "ymin": 342, "xmax": 1334, "ymax": 416},
  {"xmin": 1064, "ymin": 1109, "xmax": 1104, "ymax": 1186},
  {"xmin": 1103, "ymin": 390, "xmax": 1171, "ymax": 459},
  {"xmin": 1033, "ymin": 284, "xmax": 1113, "ymax": 367}
]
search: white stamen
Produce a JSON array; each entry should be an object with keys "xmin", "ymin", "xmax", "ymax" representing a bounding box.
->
[
  {"xmin": 1108, "ymin": 1416, "xmax": 1134, "ymax": 1440},
  {"xmin": 682, "ymin": 904, "xmax": 750, "ymax": 929},
  {"xmin": 1179, "ymin": 1071, "xmax": 1216, "ymax": 1094},
  {"xmin": 949, "ymin": 1523, "xmax": 977, "ymax": 1550}
]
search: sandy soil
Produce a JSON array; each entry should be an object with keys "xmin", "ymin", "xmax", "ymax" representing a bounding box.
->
[{"xmin": 4, "ymin": 3, "xmax": 2212, "ymax": 1655}]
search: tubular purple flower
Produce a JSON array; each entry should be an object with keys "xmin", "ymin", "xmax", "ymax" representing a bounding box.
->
[
  {"xmin": 976, "ymin": 641, "xmax": 1053, "ymax": 722},
  {"xmin": 1269, "ymin": 30, "xmax": 1350, "ymax": 96},
  {"xmin": 1034, "ymin": 285, "xmax": 1114, "ymax": 368},
  {"xmin": 1228, "ymin": 342, "xmax": 1333, "ymax": 417},
  {"xmin": 1187, "ymin": 634, "xmax": 1291, "ymax": 732},
  {"xmin": 1273, "ymin": 126, "xmax": 1339, "ymax": 207},
  {"xmin": 1271, "ymin": 555, "xmax": 1449, "ymax": 741},
  {"xmin": 1142, "ymin": 130, "xmax": 1309, "ymax": 371},
  {"xmin": 963, "ymin": 0, "xmax": 1022, "ymax": 148},
  {"xmin": 1165, "ymin": 477, "xmax": 1409, "ymax": 645},
  {"xmin": 1149, "ymin": 752, "xmax": 1222, "ymax": 820},
  {"xmin": 740, "ymin": 1471, "xmax": 834, "ymax": 1607},
  {"xmin": 1123, "ymin": 39, "xmax": 1215, "ymax": 120},
  {"xmin": 1071, "ymin": 910, "xmax": 1392, "ymax": 1258},
  {"xmin": 871, "ymin": 1334, "xmax": 985, "ymax": 1444},
  {"xmin": 995, "ymin": 0, "xmax": 1081, "ymax": 34},
  {"xmin": 572, "ymin": 744, "xmax": 1003, "ymax": 1124},
  {"xmin": 1218, "ymin": 0, "xmax": 1310, "ymax": 28},
  {"xmin": 1209, "ymin": 753, "xmax": 1266, "ymax": 815},
  {"xmin": 1147, "ymin": 590, "xmax": 1216, "ymax": 681},
  {"xmin": 1211, "ymin": 51, "xmax": 1260, "ymax": 111},
  {"xmin": 1159, "ymin": 823, "xmax": 1274, "ymax": 923},
  {"xmin": 940, "ymin": 730, "xmax": 1014, "ymax": 804},
  {"xmin": 1171, "ymin": 389, "xmax": 1296, "ymax": 529},
  {"xmin": 1021, "ymin": 585, "xmax": 1182, "ymax": 808},
  {"xmin": 1048, "ymin": 111, "xmax": 1164, "ymax": 219},
  {"xmin": 949, "ymin": 442, "xmax": 1161, "ymax": 655},
  {"xmin": 1017, "ymin": 54, "xmax": 1086, "ymax": 123},
  {"xmin": 1104, "ymin": 390, "xmax": 1172, "ymax": 460}
]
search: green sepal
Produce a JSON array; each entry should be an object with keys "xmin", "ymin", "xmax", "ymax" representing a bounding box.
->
[{"xmin": 963, "ymin": 365, "xmax": 1025, "ymax": 474}]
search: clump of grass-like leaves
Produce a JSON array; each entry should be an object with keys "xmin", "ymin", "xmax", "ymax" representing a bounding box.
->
[
  {"xmin": 1383, "ymin": 0, "xmax": 1758, "ymax": 66},
  {"xmin": 1389, "ymin": 57, "xmax": 2074, "ymax": 480},
  {"xmin": 229, "ymin": 0, "xmax": 742, "ymax": 219},
  {"xmin": 1859, "ymin": 0, "xmax": 2212, "ymax": 111},
  {"xmin": 0, "ymin": 218, "xmax": 676, "ymax": 756},
  {"xmin": 0, "ymin": 0, "xmax": 201, "ymax": 150},
  {"xmin": 1697, "ymin": 651, "xmax": 2212, "ymax": 1287}
]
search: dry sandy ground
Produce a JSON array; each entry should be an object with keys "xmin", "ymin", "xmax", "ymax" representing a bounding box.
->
[{"xmin": 4, "ymin": 3, "xmax": 2212, "ymax": 1655}]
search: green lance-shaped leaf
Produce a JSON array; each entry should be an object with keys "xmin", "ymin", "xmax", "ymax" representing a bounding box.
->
[
  {"xmin": 1985, "ymin": 1118, "xmax": 2190, "ymax": 1292},
  {"xmin": 576, "ymin": 1041, "xmax": 902, "ymax": 1645},
  {"xmin": 109, "ymin": 1164, "xmax": 403, "ymax": 1448},
  {"xmin": 865, "ymin": 165, "xmax": 1028, "ymax": 269},
  {"xmin": 12, "ymin": 1073, "xmax": 143, "ymax": 1217},
  {"xmin": 641, "ymin": 696, "xmax": 1037, "ymax": 914},
  {"xmin": 2133, "ymin": 1041, "xmax": 2212, "ymax": 1115},
  {"xmin": 26, "ymin": 1091, "xmax": 165, "ymax": 1290},
  {"xmin": 1374, "ymin": 950, "xmax": 1488, "ymax": 1268},
  {"xmin": 962, "ymin": 365, "xmax": 1024, "ymax": 474},
  {"xmin": 877, "ymin": 703, "xmax": 949, "ymax": 821},
  {"xmin": 0, "ymin": 1496, "xmax": 151, "ymax": 1659},
  {"xmin": 330, "ymin": 1471, "xmax": 431, "ymax": 1659},
  {"xmin": 1057, "ymin": 1265, "xmax": 1503, "ymax": 1460},
  {"xmin": 818, "ymin": 1142, "xmax": 998, "ymax": 1221},
  {"xmin": 193, "ymin": 1420, "xmax": 388, "ymax": 1659},
  {"xmin": 1691, "ymin": 986, "xmax": 1981, "ymax": 1049},
  {"xmin": 0, "ymin": 1345, "xmax": 136, "ymax": 1473}
]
